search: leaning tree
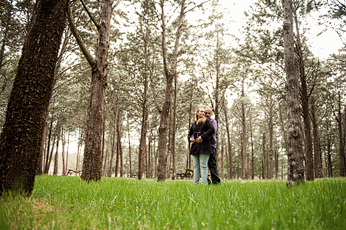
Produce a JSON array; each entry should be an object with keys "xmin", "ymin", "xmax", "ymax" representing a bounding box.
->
[{"xmin": 0, "ymin": 0, "xmax": 69, "ymax": 196}]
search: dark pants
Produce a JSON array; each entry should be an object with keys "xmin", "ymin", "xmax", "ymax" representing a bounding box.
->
[{"xmin": 208, "ymin": 147, "xmax": 221, "ymax": 184}]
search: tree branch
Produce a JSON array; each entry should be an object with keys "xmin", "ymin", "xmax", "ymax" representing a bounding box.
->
[
  {"xmin": 67, "ymin": 3, "xmax": 96, "ymax": 69},
  {"xmin": 185, "ymin": 0, "xmax": 210, "ymax": 14},
  {"xmin": 149, "ymin": 66, "xmax": 163, "ymax": 113},
  {"xmin": 79, "ymin": 0, "xmax": 100, "ymax": 30}
]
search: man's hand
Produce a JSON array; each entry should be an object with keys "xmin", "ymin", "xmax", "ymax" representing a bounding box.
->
[
  {"xmin": 196, "ymin": 136, "xmax": 203, "ymax": 143},
  {"xmin": 190, "ymin": 137, "xmax": 196, "ymax": 143}
]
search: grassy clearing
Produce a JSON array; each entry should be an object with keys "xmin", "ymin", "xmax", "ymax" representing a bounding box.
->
[{"xmin": 1, "ymin": 175, "xmax": 345, "ymax": 229}]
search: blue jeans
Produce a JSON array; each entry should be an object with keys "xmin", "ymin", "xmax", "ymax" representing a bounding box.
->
[{"xmin": 192, "ymin": 153, "xmax": 210, "ymax": 185}]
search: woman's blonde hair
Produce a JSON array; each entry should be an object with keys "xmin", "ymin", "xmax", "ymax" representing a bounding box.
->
[{"xmin": 195, "ymin": 108, "xmax": 206, "ymax": 124}]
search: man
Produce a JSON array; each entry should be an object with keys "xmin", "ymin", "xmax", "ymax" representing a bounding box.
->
[{"xmin": 203, "ymin": 108, "xmax": 221, "ymax": 185}]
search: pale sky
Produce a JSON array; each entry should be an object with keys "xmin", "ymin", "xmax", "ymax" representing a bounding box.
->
[{"xmin": 221, "ymin": 0, "xmax": 344, "ymax": 59}]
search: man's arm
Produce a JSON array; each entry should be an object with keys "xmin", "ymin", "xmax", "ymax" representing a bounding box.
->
[{"xmin": 210, "ymin": 118, "xmax": 217, "ymax": 132}]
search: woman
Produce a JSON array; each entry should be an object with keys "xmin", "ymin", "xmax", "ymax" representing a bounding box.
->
[{"xmin": 188, "ymin": 108, "xmax": 215, "ymax": 185}]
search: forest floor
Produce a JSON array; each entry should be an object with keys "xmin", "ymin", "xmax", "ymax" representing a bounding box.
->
[{"xmin": 0, "ymin": 175, "xmax": 345, "ymax": 229}]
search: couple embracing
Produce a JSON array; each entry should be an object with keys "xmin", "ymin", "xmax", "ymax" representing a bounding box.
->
[{"xmin": 188, "ymin": 107, "xmax": 221, "ymax": 185}]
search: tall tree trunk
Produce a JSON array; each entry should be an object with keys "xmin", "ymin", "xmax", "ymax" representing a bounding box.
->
[
  {"xmin": 311, "ymin": 96, "xmax": 323, "ymax": 178},
  {"xmin": 241, "ymin": 82, "xmax": 248, "ymax": 179},
  {"xmin": 37, "ymin": 116, "xmax": 47, "ymax": 175},
  {"xmin": 215, "ymin": 31, "xmax": 220, "ymax": 168},
  {"xmin": 250, "ymin": 113, "xmax": 254, "ymax": 180},
  {"xmin": 101, "ymin": 113, "xmax": 106, "ymax": 176},
  {"xmin": 326, "ymin": 118, "xmax": 333, "ymax": 177},
  {"xmin": 262, "ymin": 133, "xmax": 266, "ymax": 179},
  {"xmin": 53, "ymin": 126, "xmax": 61, "ymax": 175},
  {"xmin": 103, "ymin": 148, "xmax": 108, "ymax": 177},
  {"xmin": 76, "ymin": 131, "xmax": 82, "ymax": 174},
  {"xmin": 336, "ymin": 92, "xmax": 346, "ymax": 176},
  {"xmin": 268, "ymin": 96, "xmax": 274, "ymax": 179},
  {"xmin": 138, "ymin": 18, "xmax": 149, "ymax": 179},
  {"xmin": 68, "ymin": 0, "xmax": 115, "ymax": 181},
  {"xmin": 187, "ymin": 84, "xmax": 193, "ymax": 171},
  {"xmin": 275, "ymin": 149, "xmax": 279, "ymax": 179},
  {"xmin": 154, "ymin": 139, "xmax": 158, "ymax": 178},
  {"xmin": 65, "ymin": 133, "xmax": 69, "ymax": 174},
  {"xmin": 147, "ymin": 137, "xmax": 152, "ymax": 178},
  {"xmin": 278, "ymin": 100, "xmax": 288, "ymax": 157},
  {"xmin": 166, "ymin": 118, "xmax": 172, "ymax": 179},
  {"xmin": 128, "ymin": 117, "xmax": 132, "ymax": 177},
  {"xmin": 115, "ymin": 124, "xmax": 119, "ymax": 177},
  {"xmin": 46, "ymin": 136, "xmax": 56, "ymax": 174},
  {"xmin": 282, "ymin": 0, "xmax": 305, "ymax": 186},
  {"xmin": 138, "ymin": 92, "xmax": 148, "ymax": 180},
  {"xmin": 61, "ymin": 128, "xmax": 66, "ymax": 176},
  {"xmin": 0, "ymin": 0, "xmax": 68, "ymax": 195},
  {"xmin": 294, "ymin": 10, "xmax": 314, "ymax": 181},
  {"xmin": 220, "ymin": 137, "xmax": 224, "ymax": 179},
  {"xmin": 117, "ymin": 109, "xmax": 123, "ymax": 177},
  {"xmin": 282, "ymin": 160, "xmax": 284, "ymax": 179},
  {"xmin": 108, "ymin": 120, "xmax": 116, "ymax": 177},
  {"xmin": 223, "ymin": 98, "xmax": 232, "ymax": 179},
  {"xmin": 157, "ymin": 0, "xmax": 185, "ymax": 181},
  {"xmin": 44, "ymin": 114, "xmax": 54, "ymax": 173},
  {"xmin": 172, "ymin": 74, "xmax": 177, "ymax": 180}
]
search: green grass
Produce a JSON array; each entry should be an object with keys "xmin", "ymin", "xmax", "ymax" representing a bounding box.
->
[{"xmin": 1, "ymin": 175, "xmax": 345, "ymax": 229}]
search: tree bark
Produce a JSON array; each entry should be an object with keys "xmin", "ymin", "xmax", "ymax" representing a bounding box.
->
[
  {"xmin": 157, "ymin": 0, "xmax": 185, "ymax": 182},
  {"xmin": 37, "ymin": 115, "xmax": 47, "ymax": 175},
  {"xmin": 222, "ymin": 98, "xmax": 232, "ymax": 179},
  {"xmin": 241, "ymin": 82, "xmax": 248, "ymax": 179},
  {"xmin": 336, "ymin": 92, "xmax": 346, "ymax": 176},
  {"xmin": 147, "ymin": 136, "xmax": 152, "ymax": 178},
  {"xmin": 262, "ymin": 133, "xmax": 266, "ymax": 179},
  {"xmin": 250, "ymin": 113, "xmax": 254, "ymax": 179},
  {"xmin": 138, "ymin": 84, "xmax": 148, "ymax": 180},
  {"xmin": 311, "ymin": 96, "xmax": 323, "ymax": 178},
  {"xmin": 0, "ymin": 0, "xmax": 68, "ymax": 195},
  {"xmin": 107, "ymin": 118, "xmax": 116, "ymax": 177},
  {"xmin": 101, "ymin": 113, "xmax": 106, "ymax": 176},
  {"xmin": 275, "ymin": 149, "xmax": 279, "ymax": 179},
  {"xmin": 282, "ymin": 0, "xmax": 305, "ymax": 187},
  {"xmin": 220, "ymin": 137, "xmax": 224, "ymax": 179},
  {"xmin": 187, "ymin": 84, "xmax": 193, "ymax": 171},
  {"xmin": 138, "ymin": 13, "xmax": 150, "ymax": 179},
  {"xmin": 172, "ymin": 73, "xmax": 177, "ymax": 180},
  {"xmin": 278, "ymin": 100, "xmax": 288, "ymax": 158},
  {"xmin": 61, "ymin": 128, "xmax": 66, "ymax": 176},
  {"xmin": 53, "ymin": 126, "xmax": 60, "ymax": 175},
  {"xmin": 326, "ymin": 118, "xmax": 333, "ymax": 177},
  {"xmin": 102, "ymin": 148, "xmax": 108, "ymax": 177},
  {"xmin": 268, "ymin": 96, "xmax": 274, "ymax": 179},
  {"xmin": 46, "ymin": 135, "xmax": 56, "ymax": 174},
  {"xmin": 44, "ymin": 114, "xmax": 54, "ymax": 173},
  {"xmin": 65, "ymin": 133, "xmax": 69, "ymax": 174},
  {"xmin": 128, "ymin": 117, "xmax": 132, "ymax": 177},
  {"xmin": 117, "ymin": 109, "xmax": 123, "ymax": 177},
  {"xmin": 293, "ymin": 12, "xmax": 314, "ymax": 181},
  {"xmin": 215, "ymin": 30, "xmax": 220, "ymax": 168},
  {"xmin": 68, "ymin": 0, "xmax": 114, "ymax": 181}
]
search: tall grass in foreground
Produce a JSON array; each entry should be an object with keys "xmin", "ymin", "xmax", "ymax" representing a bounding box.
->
[{"xmin": 0, "ymin": 175, "xmax": 345, "ymax": 229}]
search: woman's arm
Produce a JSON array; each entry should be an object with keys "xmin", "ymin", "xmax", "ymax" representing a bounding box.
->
[
  {"xmin": 200, "ymin": 119, "xmax": 215, "ymax": 140},
  {"xmin": 188, "ymin": 123, "xmax": 195, "ymax": 143}
]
